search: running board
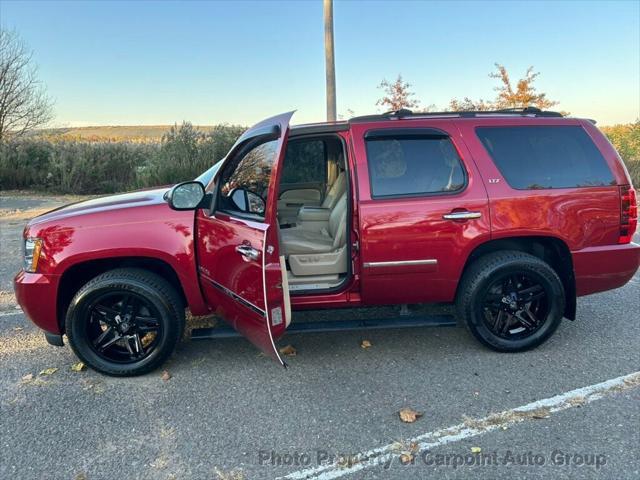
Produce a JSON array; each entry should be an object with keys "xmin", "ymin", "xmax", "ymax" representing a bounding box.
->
[{"xmin": 191, "ymin": 314, "xmax": 456, "ymax": 340}]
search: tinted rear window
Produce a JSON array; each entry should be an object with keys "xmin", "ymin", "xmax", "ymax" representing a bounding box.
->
[
  {"xmin": 476, "ymin": 126, "xmax": 614, "ymax": 189},
  {"xmin": 365, "ymin": 136, "xmax": 466, "ymax": 198}
]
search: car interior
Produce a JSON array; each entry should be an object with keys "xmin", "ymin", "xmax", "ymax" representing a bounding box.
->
[{"xmin": 277, "ymin": 135, "xmax": 350, "ymax": 293}]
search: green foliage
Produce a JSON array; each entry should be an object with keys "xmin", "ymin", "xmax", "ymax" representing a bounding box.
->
[
  {"xmin": 601, "ymin": 121, "xmax": 640, "ymax": 187},
  {"xmin": 49, "ymin": 142, "xmax": 154, "ymax": 193},
  {"xmin": 2, "ymin": 120, "xmax": 637, "ymax": 194},
  {"xmin": 0, "ymin": 140, "xmax": 54, "ymax": 188},
  {"xmin": 141, "ymin": 122, "xmax": 246, "ymax": 186},
  {"xmin": 0, "ymin": 123, "xmax": 245, "ymax": 194}
]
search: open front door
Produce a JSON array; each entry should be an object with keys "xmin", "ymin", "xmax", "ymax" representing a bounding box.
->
[{"xmin": 195, "ymin": 112, "xmax": 294, "ymax": 365}]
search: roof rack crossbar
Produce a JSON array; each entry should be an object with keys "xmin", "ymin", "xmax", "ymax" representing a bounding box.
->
[{"xmin": 349, "ymin": 107, "xmax": 564, "ymax": 123}]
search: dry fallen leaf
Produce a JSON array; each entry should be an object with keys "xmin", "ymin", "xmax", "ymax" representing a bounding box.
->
[
  {"xmin": 161, "ymin": 370, "xmax": 172, "ymax": 381},
  {"xmin": 399, "ymin": 407, "xmax": 423, "ymax": 423},
  {"xmin": 360, "ymin": 340, "xmax": 372, "ymax": 349},
  {"xmin": 399, "ymin": 453, "xmax": 414, "ymax": 465},
  {"xmin": 39, "ymin": 367, "xmax": 58, "ymax": 376},
  {"xmin": 394, "ymin": 441, "xmax": 419, "ymax": 464},
  {"xmin": 70, "ymin": 362, "xmax": 86, "ymax": 372},
  {"xmin": 471, "ymin": 446, "xmax": 482, "ymax": 454},
  {"xmin": 279, "ymin": 345, "xmax": 297, "ymax": 357}
]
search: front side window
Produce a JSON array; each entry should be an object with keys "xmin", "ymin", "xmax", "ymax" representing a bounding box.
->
[
  {"xmin": 476, "ymin": 126, "xmax": 615, "ymax": 190},
  {"xmin": 218, "ymin": 139, "xmax": 278, "ymax": 218},
  {"xmin": 365, "ymin": 135, "xmax": 466, "ymax": 198}
]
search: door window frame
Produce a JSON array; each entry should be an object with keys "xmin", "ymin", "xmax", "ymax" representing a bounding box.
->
[
  {"xmin": 282, "ymin": 131, "xmax": 355, "ymax": 297},
  {"xmin": 211, "ymin": 129, "xmax": 282, "ymax": 222},
  {"xmin": 363, "ymin": 128, "xmax": 469, "ymax": 201}
]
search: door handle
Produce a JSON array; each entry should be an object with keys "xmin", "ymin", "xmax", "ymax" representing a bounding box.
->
[
  {"xmin": 235, "ymin": 244, "xmax": 261, "ymax": 261},
  {"xmin": 443, "ymin": 211, "xmax": 482, "ymax": 221}
]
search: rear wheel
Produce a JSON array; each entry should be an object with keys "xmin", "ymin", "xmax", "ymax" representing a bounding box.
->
[
  {"xmin": 457, "ymin": 251, "xmax": 565, "ymax": 352},
  {"xmin": 65, "ymin": 268, "xmax": 185, "ymax": 376}
]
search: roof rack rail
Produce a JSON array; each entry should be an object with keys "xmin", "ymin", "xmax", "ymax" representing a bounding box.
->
[{"xmin": 349, "ymin": 106, "xmax": 564, "ymax": 123}]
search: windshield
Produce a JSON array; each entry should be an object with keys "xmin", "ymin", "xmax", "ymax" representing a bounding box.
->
[{"xmin": 195, "ymin": 160, "xmax": 223, "ymax": 186}]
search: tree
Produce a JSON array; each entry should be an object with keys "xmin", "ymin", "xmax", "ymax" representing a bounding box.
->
[
  {"xmin": 448, "ymin": 97, "xmax": 493, "ymax": 112},
  {"xmin": 0, "ymin": 29, "xmax": 54, "ymax": 142},
  {"xmin": 490, "ymin": 63, "xmax": 558, "ymax": 110},
  {"xmin": 449, "ymin": 63, "xmax": 560, "ymax": 112},
  {"xmin": 376, "ymin": 75, "xmax": 420, "ymax": 111}
]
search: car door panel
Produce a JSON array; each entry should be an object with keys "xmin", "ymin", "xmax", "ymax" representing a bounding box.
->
[
  {"xmin": 195, "ymin": 111, "xmax": 293, "ymax": 365},
  {"xmin": 350, "ymin": 120, "xmax": 491, "ymax": 305},
  {"xmin": 277, "ymin": 185, "xmax": 322, "ymax": 223}
]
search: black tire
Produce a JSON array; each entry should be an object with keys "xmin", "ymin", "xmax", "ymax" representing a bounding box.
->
[
  {"xmin": 65, "ymin": 268, "xmax": 185, "ymax": 376},
  {"xmin": 456, "ymin": 251, "xmax": 565, "ymax": 352}
]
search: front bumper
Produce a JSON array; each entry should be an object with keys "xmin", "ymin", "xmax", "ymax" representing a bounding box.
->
[
  {"xmin": 13, "ymin": 270, "xmax": 61, "ymax": 334},
  {"xmin": 573, "ymin": 242, "xmax": 640, "ymax": 296}
]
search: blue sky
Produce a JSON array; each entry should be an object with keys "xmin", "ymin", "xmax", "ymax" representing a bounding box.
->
[{"xmin": 1, "ymin": 0, "xmax": 638, "ymax": 127}]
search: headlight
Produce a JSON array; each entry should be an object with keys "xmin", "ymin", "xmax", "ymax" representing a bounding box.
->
[{"xmin": 24, "ymin": 238, "xmax": 43, "ymax": 272}]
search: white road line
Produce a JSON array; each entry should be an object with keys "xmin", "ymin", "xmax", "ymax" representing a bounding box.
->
[
  {"xmin": 0, "ymin": 310, "xmax": 22, "ymax": 317},
  {"xmin": 278, "ymin": 371, "xmax": 640, "ymax": 480}
]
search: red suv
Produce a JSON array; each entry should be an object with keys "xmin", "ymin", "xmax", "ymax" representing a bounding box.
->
[{"xmin": 14, "ymin": 108, "xmax": 639, "ymax": 376}]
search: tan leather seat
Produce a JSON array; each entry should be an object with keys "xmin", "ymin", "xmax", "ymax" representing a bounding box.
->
[
  {"xmin": 281, "ymin": 194, "xmax": 347, "ymax": 255},
  {"xmin": 322, "ymin": 152, "xmax": 347, "ymax": 210},
  {"xmin": 321, "ymin": 170, "xmax": 346, "ymax": 210},
  {"xmin": 292, "ymin": 155, "xmax": 347, "ymax": 232}
]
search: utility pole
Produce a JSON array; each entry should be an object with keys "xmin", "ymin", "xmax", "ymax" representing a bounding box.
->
[{"xmin": 323, "ymin": 0, "xmax": 336, "ymax": 122}]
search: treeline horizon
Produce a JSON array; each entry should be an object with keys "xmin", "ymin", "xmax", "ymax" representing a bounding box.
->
[{"xmin": 1, "ymin": 120, "xmax": 638, "ymax": 195}]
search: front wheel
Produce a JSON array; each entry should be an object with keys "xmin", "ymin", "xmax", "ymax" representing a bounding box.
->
[
  {"xmin": 457, "ymin": 251, "xmax": 565, "ymax": 352},
  {"xmin": 65, "ymin": 268, "xmax": 185, "ymax": 376}
]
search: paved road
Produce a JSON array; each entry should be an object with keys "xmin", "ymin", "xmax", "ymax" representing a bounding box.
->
[{"xmin": 0, "ymin": 193, "xmax": 638, "ymax": 480}]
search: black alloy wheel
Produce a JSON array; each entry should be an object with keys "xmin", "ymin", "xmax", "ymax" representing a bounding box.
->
[
  {"xmin": 86, "ymin": 291, "xmax": 163, "ymax": 363},
  {"xmin": 66, "ymin": 268, "xmax": 185, "ymax": 376},
  {"xmin": 457, "ymin": 251, "xmax": 565, "ymax": 352},
  {"xmin": 480, "ymin": 272, "xmax": 550, "ymax": 340}
]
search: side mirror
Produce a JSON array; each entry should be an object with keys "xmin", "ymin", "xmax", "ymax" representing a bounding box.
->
[
  {"xmin": 228, "ymin": 188, "xmax": 265, "ymax": 215},
  {"xmin": 167, "ymin": 181, "xmax": 206, "ymax": 210}
]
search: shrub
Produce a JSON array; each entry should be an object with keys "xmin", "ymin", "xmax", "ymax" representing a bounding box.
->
[
  {"xmin": 140, "ymin": 122, "xmax": 245, "ymax": 186},
  {"xmin": 48, "ymin": 142, "xmax": 156, "ymax": 193},
  {"xmin": 0, "ymin": 123, "xmax": 245, "ymax": 194},
  {"xmin": 0, "ymin": 140, "xmax": 54, "ymax": 189}
]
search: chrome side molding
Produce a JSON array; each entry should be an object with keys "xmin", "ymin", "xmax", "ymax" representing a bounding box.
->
[{"xmin": 363, "ymin": 259, "xmax": 438, "ymax": 268}]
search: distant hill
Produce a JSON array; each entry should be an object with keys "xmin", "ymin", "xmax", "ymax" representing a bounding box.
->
[{"xmin": 35, "ymin": 125, "xmax": 216, "ymax": 142}]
